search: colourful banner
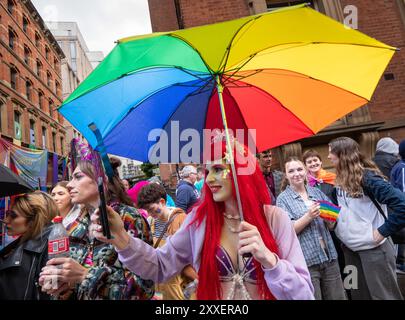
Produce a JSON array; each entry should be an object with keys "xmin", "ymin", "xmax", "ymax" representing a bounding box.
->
[
  {"xmin": 0, "ymin": 138, "xmax": 48, "ymax": 190},
  {"xmin": 61, "ymin": 157, "xmax": 68, "ymax": 180},
  {"xmin": 52, "ymin": 152, "xmax": 58, "ymax": 186},
  {"xmin": 0, "ymin": 197, "xmax": 15, "ymax": 249}
]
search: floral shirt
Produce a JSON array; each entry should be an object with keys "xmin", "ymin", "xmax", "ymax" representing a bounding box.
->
[{"xmin": 65, "ymin": 202, "xmax": 154, "ymax": 300}]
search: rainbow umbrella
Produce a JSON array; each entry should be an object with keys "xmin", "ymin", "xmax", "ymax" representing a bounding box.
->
[{"xmin": 59, "ymin": 4, "xmax": 395, "ymax": 162}]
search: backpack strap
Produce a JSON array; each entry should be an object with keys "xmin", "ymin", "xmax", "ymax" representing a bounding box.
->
[
  {"xmin": 362, "ymin": 184, "xmax": 387, "ymax": 221},
  {"xmin": 153, "ymin": 211, "xmax": 181, "ymax": 249}
]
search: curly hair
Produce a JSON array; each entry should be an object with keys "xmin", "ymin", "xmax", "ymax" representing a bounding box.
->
[
  {"xmin": 137, "ymin": 183, "xmax": 167, "ymax": 209},
  {"xmin": 329, "ymin": 137, "xmax": 382, "ymax": 197}
]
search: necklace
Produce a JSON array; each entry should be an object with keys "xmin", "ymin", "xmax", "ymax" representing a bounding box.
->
[
  {"xmin": 224, "ymin": 218, "xmax": 240, "ymax": 233},
  {"xmin": 223, "ymin": 212, "xmax": 241, "ymax": 220}
]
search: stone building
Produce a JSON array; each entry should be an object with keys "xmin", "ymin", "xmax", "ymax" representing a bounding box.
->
[
  {"xmin": 148, "ymin": 0, "xmax": 405, "ymax": 182},
  {"xmin": 0, "ymin": 0, "xmax": 67, "ymax": 155},
  {"xmin": 45, "ymin": 21, "xmax": 105, "ymax": 144}
]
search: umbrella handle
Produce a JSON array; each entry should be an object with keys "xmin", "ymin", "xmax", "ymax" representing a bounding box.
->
[
  {"xmin": 216, "ymin": 76, "xmax": 253, "ymax": 265},
  {"xmin": 215, "ymin": 75, "xmax": 245, "ymax": 222}
]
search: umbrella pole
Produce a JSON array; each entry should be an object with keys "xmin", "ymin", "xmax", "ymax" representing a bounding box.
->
[{"xmin": 215, "ymin": 75, "xmax": 245, "ymax": 222}]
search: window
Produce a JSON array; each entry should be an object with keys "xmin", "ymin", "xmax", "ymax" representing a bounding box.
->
[
  {"xmin": 25, "ymin": 80, "xmax": 32, "ymax": 101},
  {"xmin": 24, "ymin": 45, "xmax": 30, "ymax": 65},
  {"xmin": 45, "ymin": 46, "xmax": 50, "ymax": 60},
  {"xmin": 36, "ymin": 59, "xmax": 42, "ymax": 77},
  {"xmin": 14, "ymin": 111, "xmax": 21, "ymax": 140},
  {"xmin": 46, "ymin": 71, "xmax": 52, "ymax": 87},
  {"xmin": 54, "ymin": 57, "xmax": 58, "ymax": 69},
  {"xmin": 35, "ymin": 32, "xmax": 41, "ymax": 47},
  {"xmin": 49, "ymin": 99, "xmax": 54, "ymax": 117},
  {"xmin": 10, "ymin": 67, "xmax": 17, "ymax": 90},
  {"xmin": 70, "ymin": 41, "xmax": 77, "ymax": 72},
  {"xmin": 29, "ymin": 120, "xmax": 35, "ymax": 144},
  {"xmin": 0, "ymin": 101, "xmax": 3, "ymax": 132},
  {"xmin": 52, "ymin": 132, "xmax": 57, "ymax": 152},
  {"xmin": 23, "ymin": 16, "xmax": 29, "ymax": 33},
  {"xmin": 38, "ymin": 90, "xmax": 44, "ymax": 110},
  {"xmin": 55, "ymin": 81, "xmax": 60, "ymax": 95},
  {"xmin": 7, "ymin": 0, "xmax": 15, "ymax": 15},
  {"xmin": 8, "ymin": 28, "xmax": 16, "ymax": 49},
  {"xmin": 60, "ymin": 136, "xmax": 64, "ymax": 155},
  {"xmin": 70, "ymin": 41, "xmax": 77, "ymax": 59},
  {"xmin": 398, "ymin": 0, "xmax": 405, "ymax": 28},
  {"xmin": 266, "ymin": 0, "xmax": 314, "ymax": 11},
  {"xmin": 42, "ymin": 126, "xmax": 47, "ymax": 148}
]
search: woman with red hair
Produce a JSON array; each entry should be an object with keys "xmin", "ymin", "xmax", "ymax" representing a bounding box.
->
[{"xmin": 91, "ymin": 137, "xmax": 314, "ymax": 300}]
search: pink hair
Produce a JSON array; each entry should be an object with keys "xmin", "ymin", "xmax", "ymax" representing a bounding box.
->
[{"xmin": 127, "ymin": 180, "xmax": 150, "ymax": 206}]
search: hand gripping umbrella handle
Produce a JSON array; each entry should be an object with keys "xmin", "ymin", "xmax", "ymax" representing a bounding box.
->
[{"xmin": 216, "ymin": 76, "xmax": 252, "ymax": 261}]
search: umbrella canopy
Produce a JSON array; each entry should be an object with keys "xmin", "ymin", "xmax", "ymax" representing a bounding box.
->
[
  {"xmin": 0, "ymin": 164, "xmax": 33, "ymax": 197},
  {"xmin": 59, "ymin": 4, "xmax": 396, "ymax": 162}
]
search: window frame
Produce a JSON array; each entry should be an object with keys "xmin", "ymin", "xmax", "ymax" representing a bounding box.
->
[
  {"xmin": 52, "ymin": 132, "xmax": 57, "ymax": 152},
  {"xmin": 29, "ymin": 119, "xmax": 36, "ymax": 145},
  {"xmin": 22, "ymin": 15, "xmax": 29, "ymax": 33},
  {"xmin": 45, "ymin": 46, "xmax": 50, "ymax": 60},
  {"xmin": 35, "ymin": 32, "xmax": 41, "ymax": 48},
  {"xmin": 46, "ymin": 71, "xmax": 52, "ymax": 87},
  {"xmin": 8, "ymin": 27, "xmax": 16, "ymax": 50},
  {"xmin": 38, "ymin": 90, "xmax": 44, "ymax": 110},
  {"xmin": 41, "ymin": 126, "xmax": 47, "ymax": 148},
  {"xmin": 14, "ymin": 110, "xmax": 21, "ymax": 140},
  {"xmin": 25, "ymin": 79, "xmax": 32, "ymax": 101},
  {"xmin": 60, "ymin": 136, "xmax": 64, "ymax": 155},
  {"xmin": 48, "ymin": 99, "xmax": 54, "ymax": 117},
  {"xmin": 7, "ymin": 0, "xmax": 15, "ymax": 15},
  {"xmin": 55, "ymin": 80, "xmax": 60, "ymax": 95},
  {"xmin": 24, "ymin": 45, "xmax": 31, "ymax": 65},
  {"xmin": 36, "ymin": 59, "xmax": 42, "ymax": 77},
  {"xmin": 10, "ymin": 66, "xmax": 18, "ymax": 90}
]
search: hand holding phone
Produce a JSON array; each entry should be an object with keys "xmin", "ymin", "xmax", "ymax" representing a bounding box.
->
[{"xmin": 98, "ymin": 177, "xmax": 111, "ymax": 239}]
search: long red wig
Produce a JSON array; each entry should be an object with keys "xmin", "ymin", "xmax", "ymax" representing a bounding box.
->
[{"xmin": 192, "ymin": 138, "xmax": 279, "ymax": 300}]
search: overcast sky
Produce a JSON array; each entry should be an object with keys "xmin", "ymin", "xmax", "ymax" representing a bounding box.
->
[{"xmin": 31, "ymin": 0, "xmax": 152, "ymax": 56}]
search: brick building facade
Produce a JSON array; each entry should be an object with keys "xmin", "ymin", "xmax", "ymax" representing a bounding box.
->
[
  {"xmin": 149, "ymin": 0, "xmax": 405, "ymax": 185},
  {"xmin": 0, "ymin": 0, "xmax": 67, "ymax": 156}
]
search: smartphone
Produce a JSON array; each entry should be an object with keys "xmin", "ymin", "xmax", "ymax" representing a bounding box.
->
[{"xmin": 98, "ymin": 177, "xmax": 112, "ymax": 239}]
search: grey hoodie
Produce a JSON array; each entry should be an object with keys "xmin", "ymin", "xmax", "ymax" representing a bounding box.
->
[{"xmin": 376, "ymin": 137, "xmax": 399, "ymax": 155}]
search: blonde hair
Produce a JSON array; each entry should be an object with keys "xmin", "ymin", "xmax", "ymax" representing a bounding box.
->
[
  {"xmin": 12, "ymin": 191, "xmax": 58, "ymax": 242},
  {"xmin": 329, "ymin": 137, "xmax": 382, "ymax": 197},
  {"xmin": 280, "ymin": 156, "xmax": 306, "ymax": 191}
]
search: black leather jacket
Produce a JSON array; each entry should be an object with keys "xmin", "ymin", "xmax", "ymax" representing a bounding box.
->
[{"xmin": 0, "ymin": 225, "xmax": 52, "ymax": 300}]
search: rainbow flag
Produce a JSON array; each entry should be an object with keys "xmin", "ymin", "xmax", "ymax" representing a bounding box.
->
[{"xmin": 318, "ymin": 200, "xmax": 341, "ymax": 222}]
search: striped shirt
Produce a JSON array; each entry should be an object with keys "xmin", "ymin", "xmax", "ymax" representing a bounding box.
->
[
  {"xmin": 153, "ymin": 219, "xmax": 167, "ymax": 240},
  {"xmin": 276, "ymin": 185, "xmax": 338, "ymax": 267}
]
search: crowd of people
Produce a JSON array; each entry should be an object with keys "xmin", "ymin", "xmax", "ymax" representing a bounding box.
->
[{"xmin": 1, "ymin": 135, "xmax": 405, "ymax": 300}]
